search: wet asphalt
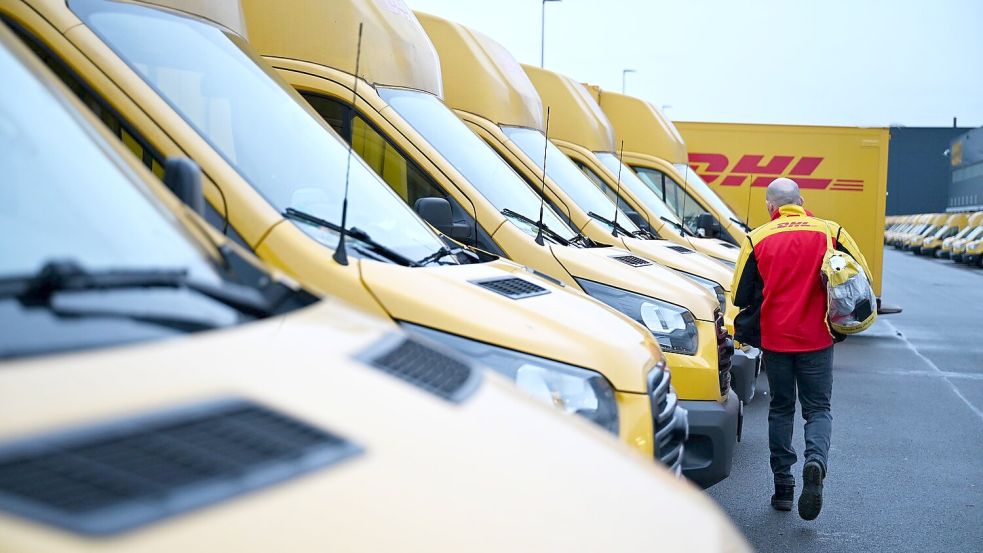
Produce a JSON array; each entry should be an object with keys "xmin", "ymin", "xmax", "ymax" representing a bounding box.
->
[{"xmin": 707, "ymin": 248, "xmax": 983, "ymax": 553}]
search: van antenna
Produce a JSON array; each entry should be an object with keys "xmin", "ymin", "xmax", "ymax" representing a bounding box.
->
[
  {"xmin": 680, "ymin": 155, "xmax": 692, "ymax": 237},
  {"xmin": 743, "ymin": 173, "xmax": 754, "ymax": 230},
  {"xmin": 333, "ymin": 22, "xmax": 364, "ymax": 266},
  {"xmin": 534, "ymin": 106, "xmax": 551, "ymax": 246},
  {"xmin": 612, "ymin": 140, "xmax": 625, "ymax": 238}
]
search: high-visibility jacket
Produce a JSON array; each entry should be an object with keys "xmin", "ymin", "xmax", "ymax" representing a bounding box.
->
[{"xmin": 730, "ymin": 204, "xmax": 871, "ymax": 352}]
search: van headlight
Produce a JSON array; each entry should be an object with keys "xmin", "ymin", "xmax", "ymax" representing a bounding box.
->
[
  {"xmin": 399, "ymin": 323, "xmax": 619, "ymax": 434},
  {"xmin": 575, "ymin": 279, "xmax": 699, "ymax": 355},
  {"xmin": 676, "ymin": 270, "xmax": 726, "ymax": 312}
]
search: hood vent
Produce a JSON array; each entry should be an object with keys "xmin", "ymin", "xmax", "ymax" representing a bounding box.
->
[
  {"xmin": 666, "ymin": 245, "xmax": 695, "ymax": 254},
  {"xmin": 472, "ymin": 276, "xmax": 549, "ymax": 299},
  {"xmin": 611, "ymin": 254, "xmax": 652, "ymax": 267},
  {"xmin": 0, "ymin": 399, "xmax": 361, "ymax": 535},
  {"xmin": 364, "ymin": 336, "xmax": 481, "ymax": 403}
]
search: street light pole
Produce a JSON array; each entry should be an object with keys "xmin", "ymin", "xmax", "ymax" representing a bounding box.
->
[
  {"xmin": 541, "ymin": 0, "xmax": 561, "ymax": 68},
  {"xmin": 621, "ymin": 68, "xmax": 636, "ymax": 94}
]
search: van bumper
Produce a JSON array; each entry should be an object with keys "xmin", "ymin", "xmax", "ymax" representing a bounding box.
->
[
  {"xmin": 681, "ymin": 390, "xmax": 740, "ymax": 489},
  {"xmin": 730, "ymin": 346, "xmax": 760, "ymax": 404}
]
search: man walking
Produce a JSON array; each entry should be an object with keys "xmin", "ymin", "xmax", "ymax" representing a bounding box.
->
[{"xmin": 731, "ymin": 177, "xmax": 871, "ymax": 520}]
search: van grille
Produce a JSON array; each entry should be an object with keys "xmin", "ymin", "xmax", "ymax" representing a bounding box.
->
[
  {"xmin": 649, "ymin": 365, "xmax": 686, "ymax": 474},
  {"xmin": 366, "ymin": 338, "xmax": 480, "ymax": 402},
  {"xmin": 0, "ymin": 399, "xmax": 361, "ymax": 535},
  {"xmin": 715, "ymin": 310, "xmax": 734, "ymax": 397},
  {"xmin": 472, "ymin": 276, "xmax": 549, "ymax": 299},
  {"xmin": 611, "ymin": 254, "xmax": 652, "ymax": 267}
]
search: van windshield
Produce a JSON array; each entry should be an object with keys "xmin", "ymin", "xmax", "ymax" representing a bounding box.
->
[
  {"xmin": 378, "ymin": 88, "xmax": 577, "ymax": 244},
  {"xmin": 72, "ymin": 0, "xmax": 446, "ymax": 263},
  {"xmin": 503, "ymin": 126, "xmax": 639, "ymax": 234},
  {"xmin": 595, "ymin": 153, "xmax": 682, "ymax": 226},
  {"xmin": 0, "ymin": 38, "xmax": 262, "ymax": 358},
  {"xmin": 674, "ymin": 163, "xmax": 744, "ymax": 224}
]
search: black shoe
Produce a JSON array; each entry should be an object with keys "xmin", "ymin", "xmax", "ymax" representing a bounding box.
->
[
  {"xmin": 771, "ymin": 481, "xmax": 794, "ymax": 511},
  {"xmin": 799, "ymin": 461, "xmax": 824, "ymax": 520}
]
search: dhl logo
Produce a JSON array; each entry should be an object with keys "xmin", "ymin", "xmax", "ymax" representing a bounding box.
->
[{"xmin": 688, "ymin": 153, "xmax": 865, "ymax": 192}]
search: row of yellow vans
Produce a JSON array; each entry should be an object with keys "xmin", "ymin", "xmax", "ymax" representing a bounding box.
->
[
  {"xmin": 0, "ymin": 0, "xmax": 759, "ymax": 549},
  {"xmin": 885, "ymin": 212, "xmax": 983, "ymax": 265}
]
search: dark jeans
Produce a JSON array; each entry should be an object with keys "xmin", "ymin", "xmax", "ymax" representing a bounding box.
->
[{"xmin": 763, "ymin": 346, "xmax": 833, "ymax": 483}]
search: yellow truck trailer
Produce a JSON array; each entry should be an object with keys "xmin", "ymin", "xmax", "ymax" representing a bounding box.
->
[{"xmin": 676, "ymin": 122, "xmax": 890, "ymax": 298}]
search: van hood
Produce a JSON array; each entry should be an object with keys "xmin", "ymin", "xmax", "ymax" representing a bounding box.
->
[
  {"xmin": 359, "ymin": 259, "xmax": 659, "ymax": 392},
  {"xmin": 0, "ymin": 297, "xmax": 747, "ymax": 552},
  {"xmin": 621, "ymin": 238, "xmax": 735, "ymax": 292},
  {"xmin": 549, "ymin": 245, "xmax": 719, "ymax": 321},
  {"xmin": 687, "ymin": 237, "xmax": 741, "ymax": 265}
]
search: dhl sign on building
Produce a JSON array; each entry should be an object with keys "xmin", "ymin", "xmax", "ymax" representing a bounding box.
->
[{"xmin": 676, "ymin": 122, "xmax": 890, "ymax": 295}]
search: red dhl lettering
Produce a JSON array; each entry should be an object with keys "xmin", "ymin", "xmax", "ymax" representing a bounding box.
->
[
  {"xmin": 774, "ymin": 221, "xmax": 811, "ymax": 229},
  {"xmin": 688, "ymin": 153, "xmax": 865, "ymax": 192}
]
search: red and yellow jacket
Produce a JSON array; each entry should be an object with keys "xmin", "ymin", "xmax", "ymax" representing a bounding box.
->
[{"xmin": 730, "ymin": 204, "xmax": 871, "ymax": 352}]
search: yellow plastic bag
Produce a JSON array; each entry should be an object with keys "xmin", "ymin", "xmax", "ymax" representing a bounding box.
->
[{"xmin": 822, "ymin": 225, "xmax": 876, "ymax": 335}]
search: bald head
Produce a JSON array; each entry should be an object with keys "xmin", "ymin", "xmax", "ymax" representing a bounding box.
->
[{"xmin": 766, "ymin": 178, "xmax": 802, "ymax": 214}]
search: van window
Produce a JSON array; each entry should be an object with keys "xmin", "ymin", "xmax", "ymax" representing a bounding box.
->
[
  {"xmin": 573, "ymin": 160, "xmax": 638, "ymax": 216},
  {"xmin": 303, "ymin": 94, "xmax": 447, "ymax": 205},
  {"xmin": 633, "ymin": 166, "xmax": 716, "ymax": 233},
  {"xmin": 503, "ymin": 126, "xmax": 637, "ymax": 234},
  {"xmin": 72, "ymin": 0, "xmax": 448, "ymax": 263},
  {"xmin": 3, "ymin": 18, "xmax": 165, "ymax": 179},
  {"xmin": 301, "ymin": 92, "xmax": 503, "ymax": 255}
]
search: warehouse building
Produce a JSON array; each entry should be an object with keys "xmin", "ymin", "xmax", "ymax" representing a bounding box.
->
[
  {"xmin": 948, "ymin": 127, "xmax": 983, "ymax": 212},
  {"xmin": 885, "ymin": 126, "xmax": 972, "ymax": 215}
]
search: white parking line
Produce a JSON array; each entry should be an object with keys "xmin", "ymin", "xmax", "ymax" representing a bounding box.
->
[{"xmin": 884, "ymin": 319, "xmax": 983, "ymax": 424}]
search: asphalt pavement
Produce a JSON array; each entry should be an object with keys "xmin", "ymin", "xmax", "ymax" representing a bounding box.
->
[{"xmin": 708, "ymin": 248, "xmax": 983, "ymax": 553}]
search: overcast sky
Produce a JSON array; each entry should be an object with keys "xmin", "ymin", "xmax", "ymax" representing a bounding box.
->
[{"xmin": 407, "ymin": 0, "xmax": 983, "ymax": 128}]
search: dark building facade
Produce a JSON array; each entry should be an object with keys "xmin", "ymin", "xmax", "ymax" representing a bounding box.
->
[
  {"xmin": 885, "ymin": 126, "xmax": 972, "ymax": 215},
  {"xmin": 948, "ymin": 127, "xmax": 983, "ymax": 212}
]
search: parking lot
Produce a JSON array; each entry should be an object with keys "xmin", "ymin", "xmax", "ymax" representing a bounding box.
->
[{"xmin": 710, "ymin": 248, "xmax": 983, "ymax": 552}]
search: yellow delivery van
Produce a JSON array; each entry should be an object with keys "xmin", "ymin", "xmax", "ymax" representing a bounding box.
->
[
  {"xmin": 917, "ymin": 213, "xmax": 968, "ymax": 256},
  {"xmin": 904, "ymin": 213, "xmax": 948, "ymax": 252},
  {"xmin": 675, "ymin": 121, "xmax": 890, "ymax": 298},
  {"xmin": 593, "ymin": 88, "xmax": 750, "ymax": 249},
  {"xmin": 891, "ymin": 215, "xmax": 930, "ymax": 248},
  {"xmin": 1, "ymin": 0, "xmax": 690, "ymax": 464},
  {"xmin": 943, "ymin": 212, "xmax": 983, "ymax": 258},
  {"xmin": 0, "ymin": 25, "xmax": 752, "ymax": 552}
]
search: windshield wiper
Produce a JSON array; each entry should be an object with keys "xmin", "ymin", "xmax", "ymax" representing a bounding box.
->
[
  {"xmin": 660, "ymin": 216, "xmax": 697, "ymax": 237},
  {"xmin": 588, "ymin": 211, "xmax": 644, "ymax": 239},
  {"xmin": 283, "ymin": 207, "xmax": 419, "ymax": 267},
  {"xmin": 0, "ymin": 260, "xmax": 273, "ymax": 318},
  {"xmin": 501, "ymin": 208, "xmax": 571, "ymax": 246},
  {"xmin": 414, "ymin": 246, "xmax": 462, "ymax": 266},
  {"xmin": 730, "ymin": 217, "xmax": 753, "ymax": 232}
]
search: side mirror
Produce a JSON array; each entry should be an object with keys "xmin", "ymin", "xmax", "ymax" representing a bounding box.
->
[
  {"xmin": 414, "ymin": 197, "xmax": 470, "ymax": 240},
  {"xmin": 163, "ymin": 157, "xmax": 205, "ymax": 217},
  {"xmin": 696, "ymin": 213, "xmax": 720, "ymax": 238},
  {"xmin": 624, "ymin": 209, "xmax": 650, "ymax": 233}
]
